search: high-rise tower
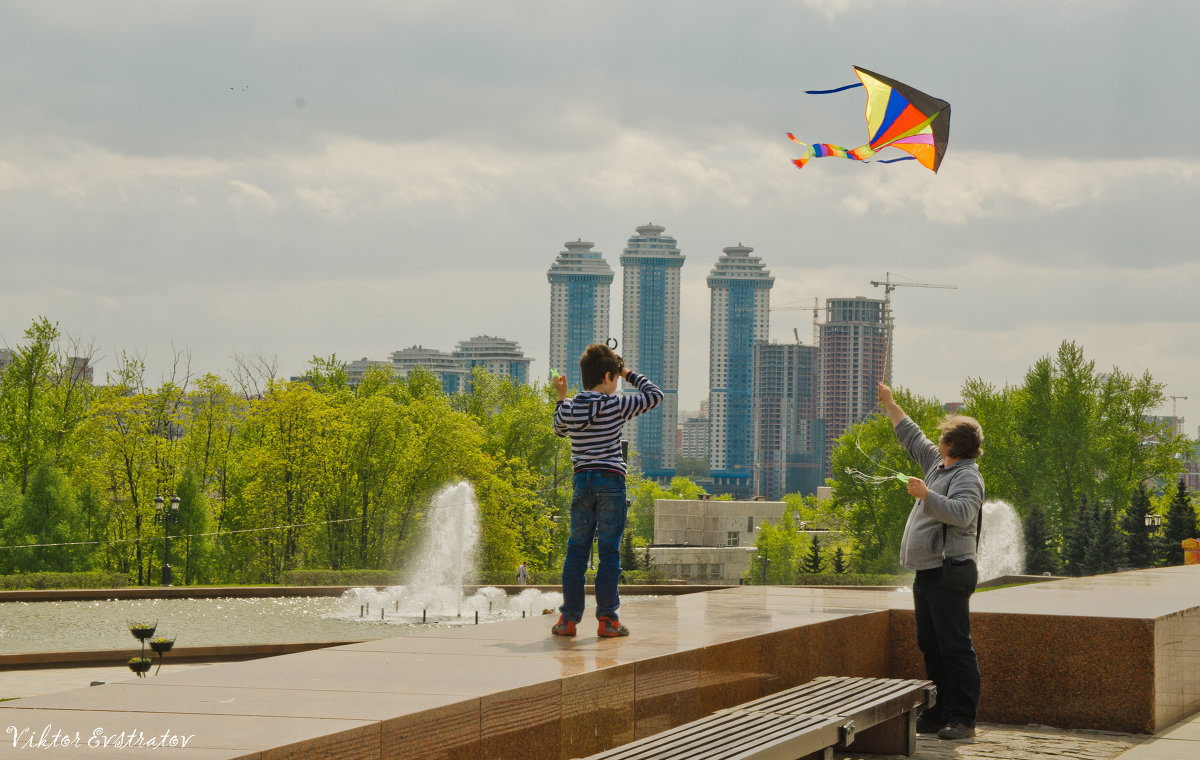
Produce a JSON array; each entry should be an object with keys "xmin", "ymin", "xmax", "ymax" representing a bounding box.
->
[
  {"xmin": 707, "ymin": 244, "xmax": 773, "ymax": 497},
  {"xmin": 620, "ymin": 223, "xmax": 684, "ymax": 481},
  {"xmin": 547, "ymin": 240, "xmax": 613, "ymax": 392},
  {"xmin": 818, "ymin": 296, "xmax": 889, "ymax": 476}
]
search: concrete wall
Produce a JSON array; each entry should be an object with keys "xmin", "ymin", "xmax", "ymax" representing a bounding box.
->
[{"xmin": 653, "ymin": 498, "xmax": 786, "ymax": 548}]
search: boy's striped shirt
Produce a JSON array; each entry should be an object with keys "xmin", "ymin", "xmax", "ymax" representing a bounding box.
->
[{"xmin": 553, "ymin": 371, "xmax": 663, "ymax": 475}]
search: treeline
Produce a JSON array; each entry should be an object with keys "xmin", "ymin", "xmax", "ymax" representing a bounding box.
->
[
  {"xmin": 3, "ymin": 321, "xmax": 1195, "ymax": 587},
  {"xmin": 825, "ymin": 340, "xmax": 1197, "ymax": 575},
  {"xmin": 0, "ymin": 318, "xmax": 573, "ymax": 585}
]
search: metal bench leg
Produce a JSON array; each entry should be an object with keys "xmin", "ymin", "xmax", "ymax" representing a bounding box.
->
[{"xmin": 842, "ymin": 707, "xmax": 918, "ymax": 756}]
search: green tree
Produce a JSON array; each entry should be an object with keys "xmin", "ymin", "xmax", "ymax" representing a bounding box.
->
[
  {"xmin": 621, "ymin": 531, "xmax": 638, "ymax": 574},
  {"xmin": 1085, "ymin": 506, "xmax": 1122, "ymax": 575},
  {"xmin": 1121, "ymin": 484, "xmax": 1156, "ymax": 569},
  {"xmin": 1023, "ymin": 501, "xmax": 1058, "ymax": 575},
  {"xmin": 675, "ymin": 456, "xmax": 708, "ymax": 479},
  {"xmin": 1063, "ymin": 497, "xmax": 1096, "ymax": 576},
  {"xmin": 3, "ymin": 459, "xmax": 86, "ymax": 571},
  {"xmin": 174, "ymin": 470, "xmax": 211, "ymax": 584},
  {"xmin": 801, "ymin": 533, "xmax": 824, "ymax": 574},
  {"xmin": 1162, "ymin": 479, "xmax": 1198, "ymax": 565},
  {"xmin": 0, "ymin": 318, "xmax": 60, "ymax": 494},
  {"xmin": 749, "ymin": 507, "xmax": 808, "ymax": 584},
  {"xmin": 179, "ymin": 374, "xmax": 243, "ymax": 529},
  {"xmin": 626, "ymin": 475, "xmax": 706, "ymax": 544},
  {"xmin": 962, "ymin": 340, "xmax": 1190, "ymax": 570},
  {"xmin": 80, "ymin": 366, "xmax": 162, "ymax": 584},
  {"xmin": 831, "ymin": 545, "xmax": 847, "ymax": 574}
]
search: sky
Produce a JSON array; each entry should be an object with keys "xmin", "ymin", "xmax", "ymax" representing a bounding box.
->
[{"xmin": 2, "ymin": 1, "xmax": 1197, "ymax": 431}]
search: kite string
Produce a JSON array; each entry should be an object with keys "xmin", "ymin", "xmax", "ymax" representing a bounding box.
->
[
  {"xmin": 844, "ymin": 467, "xmax": 899, "ymax": 485},
  {"xmin": 853, "ymin": 427, "xmax": 906, "ymax": 478}
]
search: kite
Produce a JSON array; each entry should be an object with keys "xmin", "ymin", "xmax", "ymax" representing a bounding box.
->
[{"xmin": 787, "ymin": 66, "xmax": 950, "ymax": 172}]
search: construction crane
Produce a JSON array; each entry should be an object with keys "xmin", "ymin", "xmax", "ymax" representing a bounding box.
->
[
  {"xmin": 869, "ymin": 272, "xmax": 957, "ymax": 382},
  {"xmin": 770, "ymin": 297, "xmax": 821, "ymax": 346},
  {"xmin": 1168, "ymin": 395, "xmax": 1188, "ymax": 436}
]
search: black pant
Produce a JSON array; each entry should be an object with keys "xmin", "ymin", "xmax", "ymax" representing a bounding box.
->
[{"xmin": 913, "ymin": 562, "xmax": 980, "ymax": 727}]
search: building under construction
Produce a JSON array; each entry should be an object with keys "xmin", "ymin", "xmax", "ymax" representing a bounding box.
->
[
  {"xmin": 751, "ymin": 342, "xmax": 823, "ymax": 499},
  {"xmin": 818, "ymin": 297, "xmax": 890, "ymax": 478},
  {"xmin": 751, "ymin": 296, "xmax": 890, "ymax": 495}
]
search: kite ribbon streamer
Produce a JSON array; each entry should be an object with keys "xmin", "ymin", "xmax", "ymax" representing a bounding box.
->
[{"xmin": 803, "ymin": 83, "xmax": 864, "ymax": 95}]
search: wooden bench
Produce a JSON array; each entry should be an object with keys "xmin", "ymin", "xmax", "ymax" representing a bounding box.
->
[{"xmin": 582, "ymin": 676, "xmax": 936, "ymax": 760}]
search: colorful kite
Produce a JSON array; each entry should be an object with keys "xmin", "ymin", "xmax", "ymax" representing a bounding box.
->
[{"xmin": 787, "ymin": 66, "xmax": 950, "ymax": 172}]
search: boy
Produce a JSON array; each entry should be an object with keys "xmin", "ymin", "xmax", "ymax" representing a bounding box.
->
[{"xmin": 551, "ymin": 343, "xmax": 662, "ymax": 637}]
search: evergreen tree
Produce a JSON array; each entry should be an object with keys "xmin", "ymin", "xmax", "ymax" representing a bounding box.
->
[
  {"xmin": 1023, "ymin": 502, "xmax": 1058, "ymax": 575},
  {"xmin": 4, "ymin": 459, "xmax": 84, "ymax": 572},
  {"xmin": 1121, "ymin": 484, "xmax": 1155, "ymax": 569},
  {"xmin": 832, "ymin": 546, "xmax": 847, "ymax": 574},
  {"xmin": 1064, "ymin": 496, "xmax": 1096, "ymax": 576},
  {"xmin": 801, "ymin": 534, "xmax": 823, "ymax": 574},
  {"xmin": 1085, "ymin": 506, "xmax": 1122, "ymax": 575},
  {"xmin": 1163, "ymin": 479, "xmax": 1198, "ymax": 565},
  {"xmin": 620, "ymin": 530, "xmax": 638, "ymax": 573}
]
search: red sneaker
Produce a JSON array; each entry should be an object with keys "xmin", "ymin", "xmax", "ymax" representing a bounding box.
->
[
  {"xmin": 597, "ymin": 616, "xmax": 629, "ymax": 637},
  {"xmin": 551, "ymin": 615, "xmax": 576, "ymax": 636}
]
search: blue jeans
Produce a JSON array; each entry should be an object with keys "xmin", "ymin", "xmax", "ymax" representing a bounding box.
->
[{"xmin": 559, "ymin": 470, "xmax": 627, "ymax": 622}]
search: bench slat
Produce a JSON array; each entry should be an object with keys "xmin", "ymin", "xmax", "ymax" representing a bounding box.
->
[
  {"xmin": 726, "ymin": 677, "xmax": 931, "ymax": 719},
  {"xmin": 583, "ymin": 676, "xmax": 933, "ymax": 760},
  {"xmin": 584, "ymin": 712, "xmax": 845, "ymax": 760}
]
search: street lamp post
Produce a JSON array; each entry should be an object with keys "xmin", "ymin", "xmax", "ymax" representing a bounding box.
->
[
  {"xmin": 155, "ymin": 495, "xmax": 180, "ymax": 586},
  {"xmin": 757, "ymin": 553, "xmax": 770, "ymax": 586}
]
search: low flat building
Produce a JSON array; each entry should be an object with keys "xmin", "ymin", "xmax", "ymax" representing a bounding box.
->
[
  {"xmin": 653, "ymin": 496, "xmax": 786, "ymax": 548},
  {"xmin": 346, "ymin": 358, "xmax": 395, "ymax": 387},
  {"xmin": 648, "ymin": 496, "xmax": 787, "ymax": 584},
  {"xmin": 645, "ymin": 545, "xmax": 756, "ymax": 585}
]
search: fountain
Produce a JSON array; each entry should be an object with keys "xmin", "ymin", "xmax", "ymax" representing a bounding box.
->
[
  {"xmin": 334, "ymin": 481, "xmax": 563, "ymax": 625},
  {"xmin": 976, "ymin": 500, "xmax": 1025, "ymax": 581}
]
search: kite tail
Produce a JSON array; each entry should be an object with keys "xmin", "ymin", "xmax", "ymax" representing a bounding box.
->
[
  {"xmin": 803, "ymin": 83, "xmax": 864, "ymax": 95},
  {"xmin": 788, "ymin": 135, "xmax": 864, "ymax": 169}
]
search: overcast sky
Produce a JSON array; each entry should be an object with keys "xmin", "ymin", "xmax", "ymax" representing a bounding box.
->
[{"xmin": 2, "ymin": 1, "xmax": 1197, "ymax": 430}]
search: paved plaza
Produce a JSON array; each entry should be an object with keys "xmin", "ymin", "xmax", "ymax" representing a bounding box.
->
[
  {"xmin": 0, "ymin": 571, "xmax": 1196, "ymax": 758},
  {"xmin": 6, "ymin": 664, "xmax": 1197, "ymax": 759}
]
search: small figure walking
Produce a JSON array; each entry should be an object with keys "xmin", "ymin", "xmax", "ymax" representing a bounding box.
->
[{"xmin": 516, "ymin": 561, "xmax": 530, "ymax": 586}]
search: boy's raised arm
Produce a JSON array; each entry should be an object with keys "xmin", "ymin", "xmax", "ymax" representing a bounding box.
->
[
  {"xmin": 552, "ymin": 373, "xmax": 570, "ymax": 437},
  {"xmin": 617, "ymin": 368, "xmax": 662, "ymax": 419}
]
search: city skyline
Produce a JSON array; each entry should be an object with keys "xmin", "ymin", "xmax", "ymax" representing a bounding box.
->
[{"xmin": 1, "ymin": 2, "xmax": 1196, "ymax": 432}]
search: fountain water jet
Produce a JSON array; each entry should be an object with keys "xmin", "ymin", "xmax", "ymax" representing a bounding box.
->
[
  {"xmin": 335, "ymin": 481, "xmax": 564, "ymax": 624},
  {"xmin": 976, "ymin": 500, "xmax": 1024, "ymax": 581},
  {"xmin": 406, "ymin": 481, "xmax": 480, "ymax": 617}
]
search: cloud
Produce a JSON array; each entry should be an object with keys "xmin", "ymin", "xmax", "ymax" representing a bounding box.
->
[
  {"xmin": 226, "ymin": 179, "xmax": 278, "ymax": 214},
  {"xmin": 838, "ymin": 152, "xmax": 1200, "ymax": 225}
]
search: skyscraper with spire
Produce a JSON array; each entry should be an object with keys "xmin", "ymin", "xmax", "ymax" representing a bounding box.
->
[
  {"xmin": 547, "ymin": 239, "xmax": 613, "ymax": 392},
  {"xmin": 620, "ymin": 223, "xmax": 684, "ymax": 481},
  {"xmin": 707, "ymin": 244, "xmax": 773, "ymax": 497}
]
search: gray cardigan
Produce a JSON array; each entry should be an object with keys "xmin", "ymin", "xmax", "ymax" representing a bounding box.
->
[{"xmin": 894, "ymin": 416, "xmax": 985, "ymax": 571}]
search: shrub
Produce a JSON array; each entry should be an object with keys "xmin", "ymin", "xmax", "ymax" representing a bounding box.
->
[
  {"xmin": 0, "ymin": 571, "xmax": 129, "ymax": 590},
  {"xmin": 792, "ymin": 572, "xmax": 913, "ymax": 587},
  {"xmin": 279, "ymin": 569, "xmax": 403, "ymax": 587}
]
